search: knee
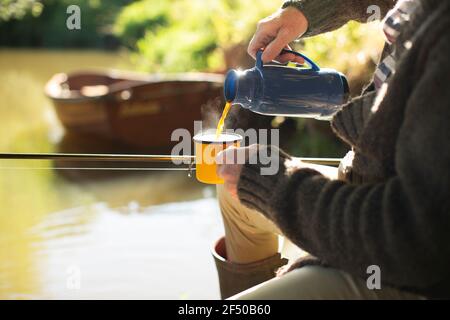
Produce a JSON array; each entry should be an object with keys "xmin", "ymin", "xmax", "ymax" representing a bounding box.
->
[{"xmin": 233, "ymin": 266, "xmax": 350, "ymax": 300}]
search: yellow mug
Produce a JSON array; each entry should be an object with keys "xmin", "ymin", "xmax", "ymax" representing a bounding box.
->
[{"xmin": 193, "ymin": 132, "xmax": 242, "ymax": 184}]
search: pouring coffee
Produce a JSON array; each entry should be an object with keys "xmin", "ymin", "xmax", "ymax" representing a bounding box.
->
[{"xmin": 223, "ymin": 49, "xmax": 349, "ymax": 120}]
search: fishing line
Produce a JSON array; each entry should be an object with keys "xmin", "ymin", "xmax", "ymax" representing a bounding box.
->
[{"xmin": 0, "ymin": 167, "xmax": 195, "ymax": 171}]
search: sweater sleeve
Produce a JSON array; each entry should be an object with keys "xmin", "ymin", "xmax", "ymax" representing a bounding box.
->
[
  {"xmin": 330, "ymin": 91, "xmax": 377, "ymax": 147},
  {"xmin": 237, "ymin": 36, "xmax": 450, "ymax": 291},
  {"xmin": 282, "ymin": 0, "xmax": 396, "ymax": 37}
]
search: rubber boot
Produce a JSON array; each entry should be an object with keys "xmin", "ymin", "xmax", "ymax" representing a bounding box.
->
[{"xmin": 212, "ymin": 236, "xmax": 288, "ymax": 299}]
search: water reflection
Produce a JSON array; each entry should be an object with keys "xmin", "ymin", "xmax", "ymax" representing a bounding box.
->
[
  {"xmin": 27, "ymin": 199, "xmax": 222, "ymax": 299},
  {"xmin": 0, "ymin": 49, "xmax": 218, "ymax": 299}
]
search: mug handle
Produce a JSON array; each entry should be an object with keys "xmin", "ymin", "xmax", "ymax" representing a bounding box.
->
[{"xmin": 256, "ymin": 49, "xmax": 320, "ymax": 72}]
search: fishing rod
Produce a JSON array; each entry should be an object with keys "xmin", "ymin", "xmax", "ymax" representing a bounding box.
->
[
  {"xmin": 0, "ymin": 152, "xmax": 342, "ymax": 169},
  {"xmin": 0, "ymin": 153, "xmax": 194, "ymax": 162},
  {"xmin": 0, "ymin": 152, "xmax": 195, "ymax": 171}
]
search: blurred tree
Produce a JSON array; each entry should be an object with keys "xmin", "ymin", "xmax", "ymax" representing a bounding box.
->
[
  {"xmin": 113, "ymin": 1, "xmax": 170, "ymax": 48},
  {"xmin": 0, "ymin": 0, "xmax": 130, "ymax": 48},
  {"xmin": 0, "ymin": 0, "xmax": 43, "ymax": 21},
  {"xmin": 113, "ymin": 0, "xmax": 280, "ymax": 72},
  {"xmin": 113, "ymin": 0, "xmax": 384, "ymax": 79}
]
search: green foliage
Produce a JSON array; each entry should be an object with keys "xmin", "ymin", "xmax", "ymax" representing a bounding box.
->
[
  {"xmin": 0, "ymin": 0, "xmax": 43, "ymax": 22},
  {"xmin": 2, "ymin": 0, "xmax": 384, "ymax": 75},
  {"xmin": 113, "ymin": 0, "xmax": 384, "ymax": 77},
  {"xmin": 298, "ymin": 21, "xmax": 384, "ymax": 79},
  {"xmin": 0, "ymin": 0, "xmax": 130, "ymax": 48},
  {"xmin": 113, "ymin": 0, "xmax": 280, "ymax": 72},
  {"xmin": 113, "ymin": 1, "xmax": 170, "ymax": 48},
  {"xmin": 135, "ymin": 25, "xmax": 217, "ymax": 72}
]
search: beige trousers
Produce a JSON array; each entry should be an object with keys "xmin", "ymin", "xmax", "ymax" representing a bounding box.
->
[
  {"xmin": 216, "ymin": 164, "xmax": 424, "ymax": 300},
  {"xmin": 217, "ymin": 162, "xmax": 339, "ymax": 264}
]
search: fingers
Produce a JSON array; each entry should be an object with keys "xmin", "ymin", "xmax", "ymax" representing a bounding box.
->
[
  {"xmin": 216, "ymin": 146, "xmax": 235, "ymax": 165},
  {"xmin": 276, "ymin": 53, "xmax": 305, "ymax": 64},
  {"xmin": 275, "ymin": 46, "xmax": 305, "ymax": 64},
  {"xmin": 248, "ymin": 34, "xmax": 263, "ymax": 60},
  {"xmin": 261, "ymin": 29, "xmax": 293, "ymax": 63},
  {"xmin": 247, "ymin": 24, "xmax": 275, "ymax": 60},
  {"xmin": 248, "ymin": 7, "xmax": 308, "ymax": 64},
  {"xmin": 216, "ymin": 162, "xmax": 239, "ymax": 180},
  {"xmin": 247, "ymin": 144, "xmax": 259, "ymax": 159},
  {"xmin": 272, "ymin": 45, "xmax": 293, "ymax": 63},
  {"xmin": 216, "ymin": 146, "xmax": 249, "ymax": 177},
  {"xmin": 216, "ymin": 146, "xmax": 257, "ymax": 200},
  {"xmin": 216, "ymin": 150, "xmax": 242, "ymax": 191},
  {"xmin": 216, "ymin": 161, "xmax": 240, "ymax": 199},
  {"xmin": 216, "ymin": 146, "xmax": 241, "ymax": 167},
  {"xmin": 216, "ymin": 145, "xmax": 263, "ymax": 169},
  {"xmin": 258, "ymin": 31, "xmax": 304, "ymax": 64},
  {"xmin": 249, "ymin": 41, "xmax": 305, "ymax": 64}
]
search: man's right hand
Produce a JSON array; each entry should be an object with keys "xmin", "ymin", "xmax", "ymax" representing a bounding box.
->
[{"xmin": 247, "ymin": 6, "xmax": 309, "ymax": 64}]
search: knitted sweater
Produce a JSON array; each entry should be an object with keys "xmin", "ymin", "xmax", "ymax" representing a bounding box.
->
[
  {"xmin": 282, "ymin": 0, "xmax": 396, "ymax": 37},
  {"xmin": 237, "ymin": 0, "xmax": 450, "ymax": 299}
]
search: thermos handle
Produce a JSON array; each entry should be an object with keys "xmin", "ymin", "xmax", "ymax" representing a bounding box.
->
[{"xmin": 256, "ymin": 49, "xmax": 320, "ymax": 72}]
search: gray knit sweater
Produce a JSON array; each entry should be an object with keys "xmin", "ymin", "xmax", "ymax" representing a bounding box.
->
[
  {"xmin": 237, "ymin": 0, "xmax": 450, "ymax": 299},
  {"xmin": 282, "ymin": 0, "xmax": 395, "ymax": 37}
]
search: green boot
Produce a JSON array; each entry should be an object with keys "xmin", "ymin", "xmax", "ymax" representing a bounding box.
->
[{"xmin": 212, "ymin": 236, "xmax": 288, "ymax": 299}]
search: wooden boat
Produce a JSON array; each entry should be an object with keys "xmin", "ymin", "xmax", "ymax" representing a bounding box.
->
[{"xmin": 45, "ymin": 70, "xmax": 224, "ymax": 150}]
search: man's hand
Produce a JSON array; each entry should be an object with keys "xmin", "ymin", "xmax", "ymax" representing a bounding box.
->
[
  {"xmin": 216, "ymin": 144, "xmax": 339, "ymax": 199},
  {"xmin": 216, "ymin": 145, "xmax": 258, "ymax": 199},
  {"xmin": 248, "ymin": 7, "xmax": 308, "ymax": 64}
]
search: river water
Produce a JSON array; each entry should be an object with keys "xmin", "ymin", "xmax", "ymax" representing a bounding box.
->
[{"xmin": 0, "ymin": 49, "xmax": 223, "ymax": 299}]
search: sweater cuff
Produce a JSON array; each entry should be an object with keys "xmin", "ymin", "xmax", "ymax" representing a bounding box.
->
[
  {"xmin": 237, "ymin": 162, "xmax": 283, "ymax": 217},
  {"xmin": 237, "ymin": 146, "xmax": 323, "ymax": 220},
  {"xmin": 282, "ymin": 0, "xmax": 342, "ymax": 37},
  {"xmin": 282, "ymin": 0, "xmax": 394, "ymax": 38},
  {"xmin": 330, "ymin": 91, "xmax": 376, "ymax": 147}
]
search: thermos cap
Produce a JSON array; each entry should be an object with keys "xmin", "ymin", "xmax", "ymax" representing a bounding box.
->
[{"xmin": 224, "ymin": 70, "xmax": 238, "ymax": 102}]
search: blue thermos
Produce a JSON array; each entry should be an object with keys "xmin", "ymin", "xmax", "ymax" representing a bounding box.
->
[{"xmin": 224, "ymin": 49, "xmax": 349, "ymax": 120}]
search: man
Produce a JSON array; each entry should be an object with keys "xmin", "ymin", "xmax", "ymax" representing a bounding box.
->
[{"xmin": 212, "ymin": 0, "xmax": 450, "ymax": 299}]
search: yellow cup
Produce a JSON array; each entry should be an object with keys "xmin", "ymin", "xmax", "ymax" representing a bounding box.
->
[{"xmin": 193, "ymin": 132, "xmax": 242, "ymax": 184}]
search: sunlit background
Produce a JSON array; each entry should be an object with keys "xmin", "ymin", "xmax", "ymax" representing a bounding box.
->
[{"xmin": 0, "ymin": 0, "xmax": 384, "ymax": 299}]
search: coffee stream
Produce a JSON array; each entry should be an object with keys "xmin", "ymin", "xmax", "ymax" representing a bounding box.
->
[{"xmin": 215, "ymin": 101, "xmax": 232, "ymax": 138}]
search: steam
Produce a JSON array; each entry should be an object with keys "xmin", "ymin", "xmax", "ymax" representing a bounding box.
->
[
  {"xmin": 200, "ymin": 97, "xmax": 245, "ymax": 133},
  {"xmin": 200, "ymin": 97, "xmax": 222, "ymax": 130}
]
